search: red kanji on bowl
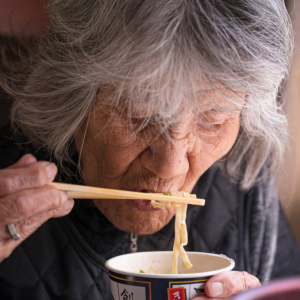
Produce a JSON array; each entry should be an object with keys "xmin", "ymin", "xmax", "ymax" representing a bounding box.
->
[{"xmin": 168, "ymin": 287, "xmax": 186, "ymax": 300}]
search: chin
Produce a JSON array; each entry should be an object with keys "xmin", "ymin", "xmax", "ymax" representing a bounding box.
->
[{"xmin": 94, "ymin": 199, "xmax": 176, "ymax": 235}]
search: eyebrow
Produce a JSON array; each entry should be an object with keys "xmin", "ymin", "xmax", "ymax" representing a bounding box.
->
[{"xmin": 194, "ymin": 104, "xmax": 242, "ymax": 115}]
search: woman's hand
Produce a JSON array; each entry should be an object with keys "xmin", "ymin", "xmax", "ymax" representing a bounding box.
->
[
  {"xmin": 192, "ymin": 271, "xmax": 261, "ymax": 299},
  {"xmin": 0, "ymin": 154, "xmax": 74, "ymax": 263}
]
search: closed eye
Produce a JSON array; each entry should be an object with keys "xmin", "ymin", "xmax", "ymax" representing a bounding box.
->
[
  {"xmin": 126, "ymin": 116, "xmax": 154, "ymax": 133},
  {"xmin": 197, "ymin": 121, "xmax": 222, "ymax": 133},
  {"xmin": 130, "ymin": 117, "xmax": 147, "ymax": 123},
  {"xmin": 200, "ymin": 111, "xmax": 228, "ymax": 125}
]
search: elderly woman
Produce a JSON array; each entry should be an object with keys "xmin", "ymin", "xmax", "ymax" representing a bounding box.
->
[{"xmin": 0, "ymin": 0, "xmax": 300, "ymax": 299}]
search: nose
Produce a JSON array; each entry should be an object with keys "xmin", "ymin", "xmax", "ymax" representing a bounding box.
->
[{"xmin": 140, "ymin": 134, "xmax": 190, "ymax": 180}]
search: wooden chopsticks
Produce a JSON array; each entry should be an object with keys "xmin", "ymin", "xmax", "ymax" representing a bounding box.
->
[{"xmin": 51, "ymin": 182, "xmax": 205, "ymax": 206}]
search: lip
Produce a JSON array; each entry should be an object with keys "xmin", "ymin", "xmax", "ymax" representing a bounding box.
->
[{"xmin": 126, "ymin": 188, "xmax": 162, "ymax": 212}]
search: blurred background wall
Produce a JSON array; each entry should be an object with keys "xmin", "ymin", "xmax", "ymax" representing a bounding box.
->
[{"xmin": 277, "ymin": 0, "xmax": 300, "ymax": 249}]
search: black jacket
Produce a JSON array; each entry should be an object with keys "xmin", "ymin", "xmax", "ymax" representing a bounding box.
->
[{"xmin": 0, "ymin": 93, "xmax": 300, "ymax": 300}]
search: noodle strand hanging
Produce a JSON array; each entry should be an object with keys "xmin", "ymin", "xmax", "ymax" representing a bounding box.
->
[{"xmin": 151, "ymin": 191, "xmax": 193, "ymax": 274}]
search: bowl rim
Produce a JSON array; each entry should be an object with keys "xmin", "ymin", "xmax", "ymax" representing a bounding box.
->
[{"xmin": 105, "ymin": 251, "xmax": 235, "ymax": 279}]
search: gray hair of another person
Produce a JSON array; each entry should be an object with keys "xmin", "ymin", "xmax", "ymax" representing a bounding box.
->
[{"xmin": 0, "ymin": 0, "xmax": 293, "ymax": 190}]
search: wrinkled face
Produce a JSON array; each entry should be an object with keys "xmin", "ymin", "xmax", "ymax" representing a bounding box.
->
[{"xmin": 74, "ymin": 87, "xmax": 241, "ymax": 234}]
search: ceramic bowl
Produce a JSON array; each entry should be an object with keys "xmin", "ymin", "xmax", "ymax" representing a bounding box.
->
[{"xmin": 105, "ymin": 251, "xmax": 235, "ymax": 300}]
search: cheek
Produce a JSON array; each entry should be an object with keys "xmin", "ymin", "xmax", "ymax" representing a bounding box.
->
[
  {"xmin": 219, "ymin": 117, "xmax": 240, "ymax": 151},
  {"xmin": 97, "ymin": 125, "xmax": 158, "ymax": 174},
  {"xmin": 204, "ymin": 117, "xmax": 239, "ymax": 154},
  {"xmin": 189, "ymin": 117, "xmax": 240, "ymax": 171},
  {"xmin": 75, "ymin": 116, "xmax": 156, "ymax": 186},
  {"xmin": 101, "ymin": 130, "xmax": 138, "ymax": 165}
]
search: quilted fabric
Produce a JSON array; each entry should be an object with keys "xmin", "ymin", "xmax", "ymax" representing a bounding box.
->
[
  {"xmin": 1, "ymin": 58, "xmax": 300, "ymax": 300},
  {"xmin": 1, "ymin": 168, "xmax": 300, "ymax": 300},
  {"xmin": 0, "ymin": 218, "xmax": 110, "ymax": 300}
]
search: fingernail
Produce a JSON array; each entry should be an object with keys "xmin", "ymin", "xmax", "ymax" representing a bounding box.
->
[
  {"xmin": 60, "ymin": 191, "xmax": 68, "ymax": 203},
  {"xmin": 64, "ymin": 200, "xmax": 74, "ymax": 210},
  {"xmin": 45, "ymin": 163, "xmax": 57, "ymax": 180},
  {"xmin": 208, "ymin": 282, "xmax": 223, "ymax": 297}
]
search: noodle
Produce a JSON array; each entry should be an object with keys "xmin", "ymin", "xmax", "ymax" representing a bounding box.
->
[{"xmin": 151, "ymin": 192, "xmax": 193, "ymax": 274}]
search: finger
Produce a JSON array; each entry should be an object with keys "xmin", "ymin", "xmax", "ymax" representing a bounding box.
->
[
  {"xmin": 0, "ymin": 198, "xmax": 74, "ymax": 240},
  {"xmin": 204, "ymin": 271, "xmax": 261, "ymax": 298},
  {"xmin": 52, "ymin": 199, "xmax": 75, "ymax": 218},
  {"xmin": 0, "ymin": 161, "xmax": 57, "ymax": 197},
  {"xmin": 0, "ymin": 199, "xmax": 74, "ymax": 262},
  {"xmin": 0, "ymin": 187, "xmax": 69, "ymax": 226},
  {"xmin": 7, "ymin": 154, "xmax": 37, "ymax": 169}
]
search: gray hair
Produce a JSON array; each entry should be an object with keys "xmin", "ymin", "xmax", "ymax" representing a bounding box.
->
[{"xmin": 1, "ymin": 0, "xmax": 293, "ymax": 190}]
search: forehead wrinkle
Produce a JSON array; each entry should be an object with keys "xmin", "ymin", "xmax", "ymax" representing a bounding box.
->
[
  {"xmin": 194, "ymin": 88, "xmax": 243, "ymax": 113},
  {"xmin": 98, "ymin": 78, "xmax": 243, "ymax": 124}
]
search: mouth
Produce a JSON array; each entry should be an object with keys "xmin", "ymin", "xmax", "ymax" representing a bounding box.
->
[{"xmin": 128, "ymin": 188, "xmax": 162, "ymax": 212}]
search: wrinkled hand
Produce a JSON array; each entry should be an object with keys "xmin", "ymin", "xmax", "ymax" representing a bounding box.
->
[
  {"xmin": 0, "ymin": 154, "xmax": 74, "ymax": 263},
  {"xmin": 192, "ymin": 271, "xmax": 261, "ymax": 299}
]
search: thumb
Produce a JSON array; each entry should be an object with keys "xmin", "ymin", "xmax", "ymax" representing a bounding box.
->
[{"xmin": 205, "ymin": 271, "xmax": 261, "ymax": 298}]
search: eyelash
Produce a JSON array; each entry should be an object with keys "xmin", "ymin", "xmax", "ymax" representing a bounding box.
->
[
  {"xmin": 196, "ymin": 117, "xmax": 227, "ymax": 135},
  {"xmin": 126, "ymin": 117, "xmax": 153, "ymax": 133},
  {"xmin": 198, "ymin": 122, "xmax": 222, "ymax": 131},
  {"xmin": 198, "ymin": 110, "xmax": 228, "ymax": 125},
  {"xmin": 130, "ymin": 117, "xmax": 146, "ymax": 123}
]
